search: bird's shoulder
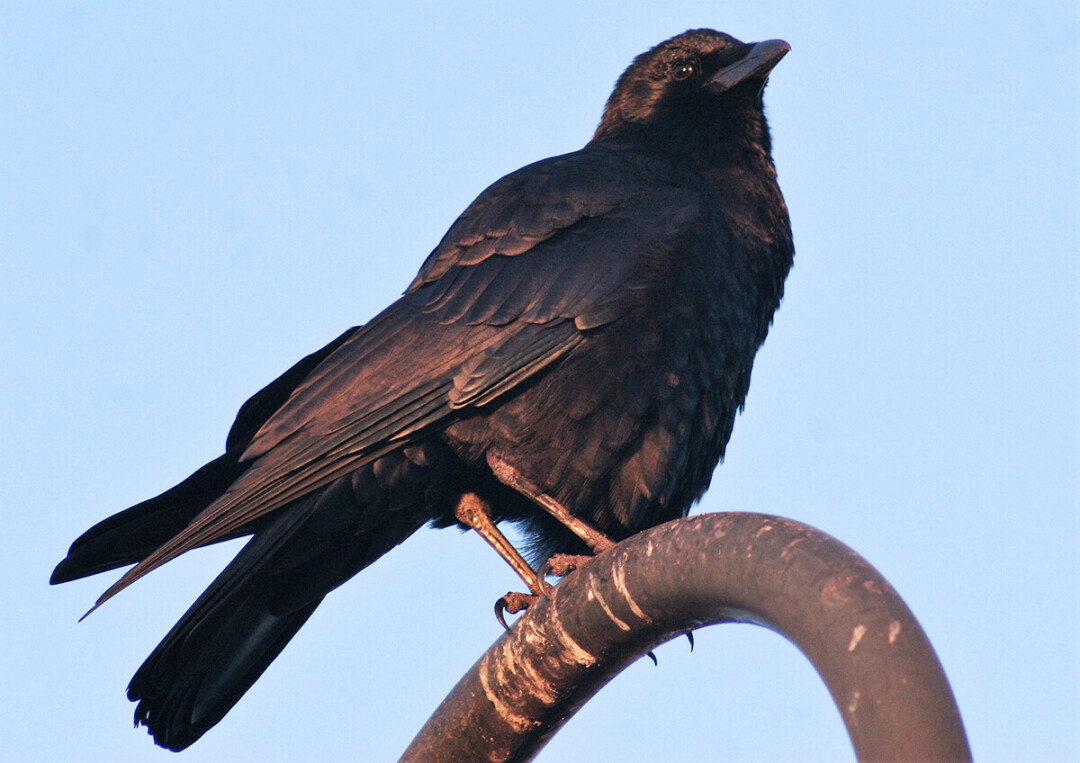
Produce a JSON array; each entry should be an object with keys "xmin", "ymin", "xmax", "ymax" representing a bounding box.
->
[{"xmin": 406, "ymin": 147, "xmax": 716, "ymax": 330}]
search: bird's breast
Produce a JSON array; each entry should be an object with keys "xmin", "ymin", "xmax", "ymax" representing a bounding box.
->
[{"xmin": 442, "ymin": 296, "xmax": 744, "ymax": 540}]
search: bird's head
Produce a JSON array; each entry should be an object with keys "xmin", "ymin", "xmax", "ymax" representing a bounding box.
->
[{"xmin": 592, "ymin": 29, "xmax": 789, "ymax": 159}]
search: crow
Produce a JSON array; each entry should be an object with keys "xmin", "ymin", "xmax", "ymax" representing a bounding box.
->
[{"xmin": 52, "ymin": 29, "xmax": 793, "ymax": 750}]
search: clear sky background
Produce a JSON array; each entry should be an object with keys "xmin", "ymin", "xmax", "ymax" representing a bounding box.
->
[{"xmin": 2, "ymin": 2, "xmax": 1076, "ymax": 761}]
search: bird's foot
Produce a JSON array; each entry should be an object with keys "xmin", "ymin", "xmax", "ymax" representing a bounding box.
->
[
  {"xmin": 495, "ymin": 591, "xmax": 539, "ymax": 632},
  {"xmin": 493, "ymin": 554, "xmax": 598, "ymax": 632},
  {"xmin": 539, "ymin": 553, "xmax": 595, "ymax": 580}
]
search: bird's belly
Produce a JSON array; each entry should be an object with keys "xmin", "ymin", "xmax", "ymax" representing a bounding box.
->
[{"xmin": 442, "ymin": 327, "xmax": 737, "ymax": 542}]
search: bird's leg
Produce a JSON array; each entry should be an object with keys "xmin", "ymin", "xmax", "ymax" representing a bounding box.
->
[
  {"xmin": 454, "ymin": 492, "xmax": 550, "ymax": 598},
  {"xmin": 533, "ymin": 496, "xmax": 617, "ymax": 554},
  {"xmin": 454, "ymin": 493, "xmax": 556, "ymax": 631},
  {"xmin": 487, "ymin": 454, "xmax": 617, "ymax": 554}
]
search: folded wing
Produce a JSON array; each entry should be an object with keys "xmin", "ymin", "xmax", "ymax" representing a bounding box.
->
[{"xmin": 87, "ymin": 148, "xmax": 707, "ymax": 612}]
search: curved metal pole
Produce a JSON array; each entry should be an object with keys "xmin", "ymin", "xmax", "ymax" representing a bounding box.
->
[{"xmin": 400, "ymin": 512, "xmax": 970, "ymax": 762}]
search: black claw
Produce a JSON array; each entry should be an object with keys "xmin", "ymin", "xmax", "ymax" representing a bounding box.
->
[
  {"xmin": 645, "ymin": 650, "xmax": 657, "ymax": 666},
  {"xmin": 494, "ymin": 591, "xmax": 538, "ymax": 632},
  {"xmin": 534, "ymin": 562, "xmax": 556, "ymax": 597},
  {"xmin": 495, "ymin": 597, "xmax": 514, "ymax": 633},
  {"xmin": 685, "ymin": 630, "xmax": 695, "ymax": 652}
]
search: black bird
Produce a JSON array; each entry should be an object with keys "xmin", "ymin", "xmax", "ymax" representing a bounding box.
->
[{"xmin": 52, "ymin": 29, "xmax": 794, "ymax": 750}]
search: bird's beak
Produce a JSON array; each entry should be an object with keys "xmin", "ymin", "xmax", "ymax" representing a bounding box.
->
[{"xmin": 709, "ymin": 39, "xmax": 790, "ymax": 93}]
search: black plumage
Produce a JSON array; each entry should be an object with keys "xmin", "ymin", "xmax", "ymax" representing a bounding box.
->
[{"xmin": 52, "ymin": 29, "xmax": 794, "ymax": 750}]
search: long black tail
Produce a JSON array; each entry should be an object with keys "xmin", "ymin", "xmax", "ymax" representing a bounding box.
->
[
  {"xmin": 46, "ymin": 326, "xmax": 461, "ymax": 750},
  {"xmin": 128, "ymin": 448, "xmax": 440, "ymax": 750}
]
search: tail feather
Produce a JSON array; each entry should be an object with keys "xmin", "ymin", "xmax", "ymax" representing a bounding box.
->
[
  {"xmin": 128, "ymin": 519, "xmax": 323, "ymax": 750},
  {"xmin": 125, "ymin": 451, "xmax": 439, "ymax": 750},
  {"xmin": 51, "ymin": 319, "xmax": 443, "ymax": 750},
  {"xmin": 132, "ymin": 595, "xmax": 321, "ymax": 751}
]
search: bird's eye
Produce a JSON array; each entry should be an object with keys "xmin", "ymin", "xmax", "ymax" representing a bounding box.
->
[{"xmin": 671, "ymin": 60, "xmax": 696, "ymax": 81}]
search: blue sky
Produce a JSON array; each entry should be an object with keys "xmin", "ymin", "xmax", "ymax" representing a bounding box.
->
[{"xmin": 2, "ymin": 2, "xmax": 1076, "ymax": 761}]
